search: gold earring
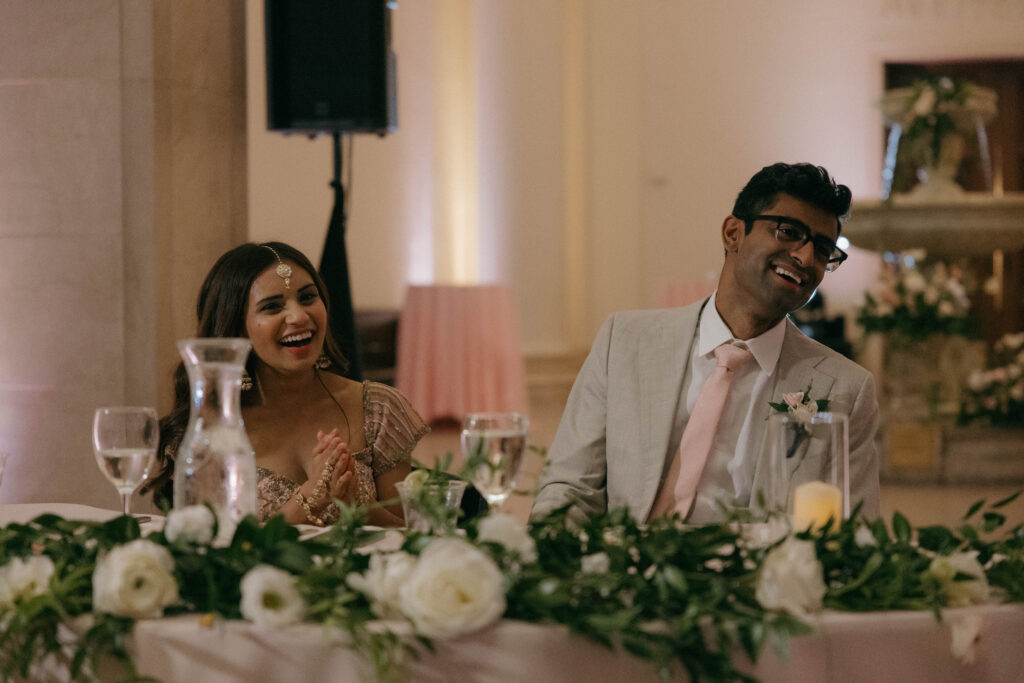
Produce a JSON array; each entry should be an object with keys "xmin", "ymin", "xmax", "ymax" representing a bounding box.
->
[
  {"xmin": 315, "ymin": 353, "xmax": 331, "ymax": 370},
  {"xmin": 241, "ymin": 368, "xmax": 253, "ymax": 391}
]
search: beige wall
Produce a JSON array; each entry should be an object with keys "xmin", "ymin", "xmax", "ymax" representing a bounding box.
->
[
  {"xmin": 246, "ymin": 0, "xmax": 1024, "ymax": 358},
  {"xmin": 0, "ymin": 1, "xmax": 247, "ymax": 506}
]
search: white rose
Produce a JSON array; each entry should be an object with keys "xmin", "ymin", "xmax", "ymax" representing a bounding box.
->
[
  {"xmin": 399, "ymin": 538, "xmax": 506, "ymax": 639},
  {"xmin": 928, "ymin": 552, "xmax": 989, "ymax": 607},
  {"xmin": 923, "ymin": 286, "xmax": 940, "ymax": 305},
  {"xmin": 93, "ymin": 540, "xmax": 178, "ymax": 619},
  {"xmin": 164, "ymin": 505, "xmax": 216, "ymax": 545},
  {"xmin": 938, "ymin": 300, "xmax": 956, "ymax": 318},
  {"xmin": 0, "ymin": 556, "xmax": 55, "ymax": 607},
  {"xmin": 789, "ymin": 401, "xmax": 817, "ymax": 426},
  {"xmin": 783, "ymin": 392, "xmax": 805, "ymax": 409},
  {"xmin": 240, "ymin": 565, "xmax": 307, "ymax": 627},
  {"xmin": 755, "ymin": 537, "xmax": 825, "ymax": 619},
  {"xmin": 581, "ymin": 552, "xmax": 610, "ymax": 574},
  {"xmin": 476, "ymin": 513, "xmax": 537, "ymax": 563},
  {"xmin": 347, "ymin": 551, "xmax": 417, "ymax": 620},
  {"xmin": 854, "ymin": 525, "xmax": 877, "ymax": 548}
]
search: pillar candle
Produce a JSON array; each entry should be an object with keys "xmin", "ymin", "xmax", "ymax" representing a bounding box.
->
[{"xmin": 792, "ymin": 481, "xmax": 842, "ymax": 531}]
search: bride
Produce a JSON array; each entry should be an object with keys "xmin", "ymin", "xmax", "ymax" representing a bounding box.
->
[{"xmin": 146, "ymin": 241, "xmax": 427, "ymax": 527}]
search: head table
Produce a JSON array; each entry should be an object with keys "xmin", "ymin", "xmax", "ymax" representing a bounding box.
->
[{"xmin": 1, "ymin": 504, "xmax": 1021, "ymax": 683}]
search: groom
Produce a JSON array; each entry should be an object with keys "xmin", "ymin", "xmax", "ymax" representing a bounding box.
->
[{"xmin": 531, "ymin": 163, "xmax": 880, "ymax": 524}]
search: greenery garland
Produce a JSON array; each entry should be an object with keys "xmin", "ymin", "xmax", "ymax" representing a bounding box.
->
[{"xmin": 0, "ymin": 488, "xmax": 1021, "ymax": 683}]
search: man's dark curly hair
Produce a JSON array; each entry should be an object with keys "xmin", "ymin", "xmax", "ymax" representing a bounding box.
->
[{"xmin": 731, "ymin": 163, "xmax": 851, "ymax": 235}]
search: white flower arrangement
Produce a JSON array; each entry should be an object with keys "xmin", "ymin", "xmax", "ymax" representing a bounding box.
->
[
  {"xmin": 347, "ymin": 551, "xmax": 417, "ymax": 620},
  {"xmin": 92, "ymin": 540, "xmax": 178, "ymax": 619},
  {"xmin": 959, "ymin": 331, "xmax": 1024, "ymax": 427},
  {"xmin": 398, "ymin": 538, "xmax": 506, "ymax": 639},
  {"xmin": 880, "ymin": 76, "xmax": 997, "ymax": 169},
  {"xmin": 754, "ymin": 537, "xmax": 826, "ymax": 620},
  {"xmin": 164, "ymin": 505, "xmax": 216, "ymax": 545},
  {"xmin": 927, "ymin": 552, "xmax": 990, "ymax": 608},
  {"xmin": 858, "ymin": 254, "xmax": 974, "ymax": 340},
  {"xmin": 477, "ymin": 512, "xmax": 538, "ymax": 563},
  {"xmin": 0, "ymin": 556, "xmax": 54, "ymax": 607},
  {"xmin": 239, "ymin": 565, "xmax": 307, "ymax": 627}
]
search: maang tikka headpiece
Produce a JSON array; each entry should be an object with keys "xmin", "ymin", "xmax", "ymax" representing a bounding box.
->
[{"xmin": 262, "ymin": 244, "xmax": 292, "ymax": 289}]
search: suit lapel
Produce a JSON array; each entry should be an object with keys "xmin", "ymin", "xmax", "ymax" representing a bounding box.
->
[
  {"xmin": 752, "ymin": 322, "xmax": 837, "ymax": 487},
  {"xmin": 635, "ymin": 300, "xmax": 705, "ymax": 518}
]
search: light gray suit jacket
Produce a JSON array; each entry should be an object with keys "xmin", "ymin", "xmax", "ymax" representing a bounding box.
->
[{"xmin": 531, "ymin": 300, "xmax": 881, "ymax": 522}]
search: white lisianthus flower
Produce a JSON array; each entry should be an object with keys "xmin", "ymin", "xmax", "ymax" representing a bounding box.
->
[
  {"xmin": 0, "ymin": 556, "xmax": 55, "ymax": 607},
  {"xmin": 477, "ymin": 513, "xmax": 537, "ymax": 563},
  {"xmin": 928, "ymin": 552, "xmax": 990, "ymax": 607},
  {"xmin": 581, "ymin": 552, "xmax": 610, "ymax": 575},
  {"xmin": 399, "ymin": 538, "xmax": 506, "ymax": 639},
  {"xmin": 950, "ymin": 614, "xmax": 983, "ymax": 665},
  {"xmin": 240, "ymin": 565, "xmax": 307, "ymax": 627},
  {"xmin": 755, "ymin": 537, "xmax": 825, "ymax": 619},
  {"xmin": 93, "ymin": 540, "xmax": 178, "ymax": 619},
  {"xmin": 164, "ymin": 505, "xmax": 216, "ymax": 545},
  {"xmin": 347, "ymin": 551, "xmax": 417, "ymax": 619}
]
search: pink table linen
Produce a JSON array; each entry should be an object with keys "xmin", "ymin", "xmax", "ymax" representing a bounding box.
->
[
  {"xmin": 129, "ymin": 606, "xmax": 1024, "ymax": 682},
  {"xmin": 395, "ymin": 284, "xmax": 528, "ymax": 424}
]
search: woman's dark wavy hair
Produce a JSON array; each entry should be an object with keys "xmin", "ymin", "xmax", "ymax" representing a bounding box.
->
[
  {"xmin": 145, "ymin": 241, "xmax": 348, "ymax": 506},
  {"xmin": 731, "ymin": 162, "xmax": 852, "ymax": 235}
]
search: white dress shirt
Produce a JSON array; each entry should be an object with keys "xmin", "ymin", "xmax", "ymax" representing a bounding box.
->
[{"xmin": 682, "ymin": 292, "xmax": 786, "ymax": 524}]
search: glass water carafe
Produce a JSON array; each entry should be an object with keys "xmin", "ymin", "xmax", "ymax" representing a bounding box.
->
[{"xmin": 173, "ymin": 338, "xmax": 257, "ymax": 543}]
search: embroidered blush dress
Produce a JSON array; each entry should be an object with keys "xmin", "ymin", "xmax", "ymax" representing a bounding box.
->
[{"xmin": 255, "ymin": 381, "xmax": 429, "ymax": 523}]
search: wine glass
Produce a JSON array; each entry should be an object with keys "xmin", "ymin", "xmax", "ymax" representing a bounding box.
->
[
  {"xmin": 92, "ymin": 407, "xmax": 159, "ymax": 516},
  {"xmin": 461, "ymin": 413, "xmax": 528, "ymax": 511}
]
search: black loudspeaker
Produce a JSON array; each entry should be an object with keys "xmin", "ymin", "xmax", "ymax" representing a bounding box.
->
[{"xmin": 265, "ymin": 0, "xmax": 397, "ymax": 135}]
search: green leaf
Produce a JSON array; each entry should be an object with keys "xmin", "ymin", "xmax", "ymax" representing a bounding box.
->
[
  {"xmin": 963, "ymin": 499, "xmax": 985, "ymax": 520},
  {"xmin": 993, "ymin": 491, "xmax": 1021, "ymax": 508},
  {"xmin": 982, "ymin": 512, "xmax": 1006, "ymax": 533},
  {"xmin": 916, "ymin": 526, "xmax": 958, "ymax": 554},
  {"xmin": 892, "ymin": 512, "xmax": 911, "ymax": 543}
]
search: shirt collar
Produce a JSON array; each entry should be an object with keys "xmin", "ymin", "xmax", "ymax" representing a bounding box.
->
[{"xmin": 696, "ymin": 291, "xmax": 786, "ymax": 375}]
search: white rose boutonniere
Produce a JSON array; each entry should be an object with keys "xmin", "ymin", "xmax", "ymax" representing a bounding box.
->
[
  {"xmin": 93, "ymin": 540, "xmax": 178, "ymax": 619},
  {"xmin": 164, "ymin": 505, "xmax": 216, "ymax": 545},
  {"xmin": 769, "ymin": 383, "xmax": 829, "ymax": 457},
  {"xmin": 928, "ymin": 552, "xmax": 989, "ymax": 607},
  {"xmin": 240, "ymin": 565, "xmax": 307, "ymax": 627},
  {"xmin": 476, "ymin": 513, "xmax": 538, "ymax": 563},
  {"xmin": 0, "ymin": 556, "xmax": 55, "ymax": 607},
  {"xmin": 347, "ymin": 551, "xmax": 417, "ymax": 620},
  {"xmin": 399, "ymin": 538, "xmax": 506, "ymax": 639},
  {"xmin": 755, "ymin": 537, "xmax": 826, "ymax": 619}
]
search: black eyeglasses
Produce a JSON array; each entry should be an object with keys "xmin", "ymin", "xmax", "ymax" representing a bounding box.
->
[{"xmin": 742, "ymin": 214, "xmax": 848, "ymax": 272}]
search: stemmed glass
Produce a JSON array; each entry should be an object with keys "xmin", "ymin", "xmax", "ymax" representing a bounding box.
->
[
  {"xmin": 461, "ymin": 412, "xmax": 529, "ymax": 511},
  {"xmin": 92, "ymin": 407, "xmax": 159, "ymax": 516}
]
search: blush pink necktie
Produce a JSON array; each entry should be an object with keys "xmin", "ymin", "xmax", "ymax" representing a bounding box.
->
[{"xmin": 652, "ymin": 343, "xmax": 753, "ymax": 520}]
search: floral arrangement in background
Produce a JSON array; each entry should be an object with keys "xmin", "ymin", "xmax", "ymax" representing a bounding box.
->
[
  {"xmin": 857, "ymin": 252, "xmax": 975, "ymax": 340},
  {"xmin": 1, "ymin": 483, "xmax": 1024, "ymax": 681},
  {"xmin": 959, "ymin": 332, "xmax": 1024, "ymax": 427},
  {"xmin": 880, "ymin": 76, "xmax": 997, "ymax": 170}
]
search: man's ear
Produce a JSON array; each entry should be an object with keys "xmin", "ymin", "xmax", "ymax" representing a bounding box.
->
[{"xmin": 722, "ymin": 216, "xmax": 744, "ymax": 253}]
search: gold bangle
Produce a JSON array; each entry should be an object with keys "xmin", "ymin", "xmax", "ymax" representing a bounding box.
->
[{"xmin": 295, "ymin": 459, "xmax": 337, "ymax": 526}]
